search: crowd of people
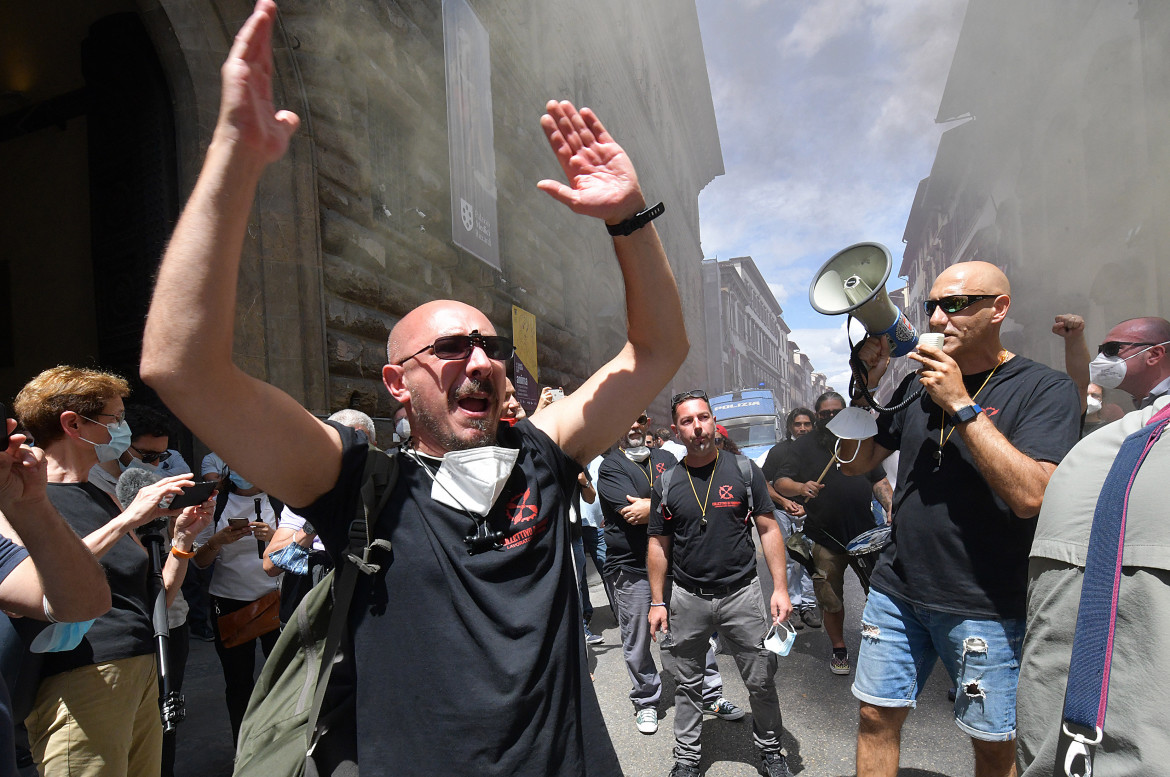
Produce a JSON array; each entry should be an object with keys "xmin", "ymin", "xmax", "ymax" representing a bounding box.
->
[{"xmin": 0, "ymin": 2, "xmax": 1167, "ymax": 777}]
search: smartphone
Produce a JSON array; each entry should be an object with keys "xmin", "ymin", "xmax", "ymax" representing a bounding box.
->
[
  {"xmin": 227, "ymin": 517, "xmax": 250, "ymax": 529},
  {"xmin": 168, "ymin": 480, "xmax": 218, "ymax": 510},
  {"xmin": 548, "ymin": 388, "xmax": 564, "ymax": 402}
]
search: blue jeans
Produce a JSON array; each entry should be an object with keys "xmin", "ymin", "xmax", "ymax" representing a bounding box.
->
[
  {"xmin": 581, "ymin": 525, "xmax": 612, "ymax": 615},
  {"xmin": 852, "ymin": 587, "xmax": 1024, "ymax": 741},
  {"xmin": 774, "ymin": 511, "xmax": 815, "ymax": 608}
]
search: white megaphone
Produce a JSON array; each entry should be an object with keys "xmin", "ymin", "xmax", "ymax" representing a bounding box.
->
[{"xmin": 809, "ymin": 242, "xmax": 919, "ymax": 357}]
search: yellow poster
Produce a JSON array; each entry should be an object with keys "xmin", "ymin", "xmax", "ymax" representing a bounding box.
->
[
  {"xmin": 511, "ymin": 305, "xmax": 538, "ymax": 379},
  {"xmin": 511, "ymin": 305, "xmax": 539, "ymax": 410}
]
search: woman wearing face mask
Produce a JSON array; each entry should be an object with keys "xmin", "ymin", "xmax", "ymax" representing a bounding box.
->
[
  {"xmin": 190, "ymin": 462, "xmax": 281, "ymax": 744},
  {"xmin": 12, "ymin": 367, "xmax": 212, "ymax": 777}
]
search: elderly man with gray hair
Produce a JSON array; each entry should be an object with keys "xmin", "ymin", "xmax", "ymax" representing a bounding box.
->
[{"xmin": 262, "ymin": 409, "xmax": 377, "ymax": 623}]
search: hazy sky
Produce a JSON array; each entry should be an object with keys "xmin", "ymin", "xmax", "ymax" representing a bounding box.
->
[{"xmin": 695, "ymin": 0, "xmax": 967, "ymax": 391}]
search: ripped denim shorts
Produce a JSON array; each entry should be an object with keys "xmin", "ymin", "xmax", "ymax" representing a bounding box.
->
[{"xmin": 851, "ymin": 587, "xmax": 1024, "ymax": 741}]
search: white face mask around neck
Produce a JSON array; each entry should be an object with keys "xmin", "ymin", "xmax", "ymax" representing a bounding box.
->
[{"xmin": 428, "ymin": 446, "xmax": 519, "ymax": 517}]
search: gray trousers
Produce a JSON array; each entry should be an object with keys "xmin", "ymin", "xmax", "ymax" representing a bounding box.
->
[
  {"xmin": 608, "ymin": 568, "xmax": 722, "ymax": 711},
  {"xmin": 670, "ymin": 579, "xmax": 783, "ymax": 764},
  {"xmin": 775, "ymin": 511, "xmax": 815, "ymax": 608}
]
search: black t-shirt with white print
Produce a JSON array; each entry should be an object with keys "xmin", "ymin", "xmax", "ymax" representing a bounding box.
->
[
  {"xmin": 870, "ymin": 354, "xmax": 1080, "ymax": 619},
  {"xmin": 648, "ymin": 452, "xmax": 774, "ymax": 589},
  {"xmin": 598, "ymin": 447, "xmax": 677, "ymax": 576},
  {"xmin": 296, "ymin": 420, "xmax": 621, "ymax": 777}
]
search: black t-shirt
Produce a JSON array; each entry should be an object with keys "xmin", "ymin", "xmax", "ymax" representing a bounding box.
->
[
  {"xmin": 771, "ymin": 431, "xmax": 883, "ymax": 547},
  {"xmin": 648, "ymin": 453, "xmax": 774, "ymax": 589},
  {"xmin": 871, "ymin": 355, "xmax": 1081, "ymax": 619},
  {"xmin": 297, "ymin": 420, "xmax": 621, "ymax": 777},
  {"xmin": 598, "ymin": 448, "xmax": 676, "ymax": 576},
  {"xmin": 43, "ymin": 482, "xmax": 154, "ymax": 676},
  {"xmin": 760, "ymin": 439, "xmax": 791, "ymax": 486}
]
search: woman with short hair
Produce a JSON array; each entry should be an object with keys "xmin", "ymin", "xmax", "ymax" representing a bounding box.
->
[{"xmin": 14, "ymin": 366, "xmax": 212, "ymax": 777}]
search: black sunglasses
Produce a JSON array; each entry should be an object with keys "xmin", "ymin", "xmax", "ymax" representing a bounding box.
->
[
  {"xmin": 1097, "ymin": 341, "xmax": 1158, "ymax": 357},
  {"xmin": 635, "ymin": 414, "xmax": 648, "ymax": 425},
  {"xmin": 817, "ymin": 408, "xmax": 842, "ymax": 419},
  {"xmin": 396, "ymin": 330, "xmax": 515, "ymax": 365},
  {"xmin": 131, "ymin": 445, "xmax": 172, "ymax": 465},
  {"xmin": 923, "ymin": 295, "xmax": 998, "ymax": 316},
  {"xmin": 670, "ymin": 389, "xmax": 709, "ymax": 411}
]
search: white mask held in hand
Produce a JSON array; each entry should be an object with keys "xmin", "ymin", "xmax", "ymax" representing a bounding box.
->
[
  {"xmin": 431, "ymin": 446, "xmax": 519, "ymax": 516},
  {"xmin": 763, "ymin": 621, "xmax": 796, "ymax": 656}
]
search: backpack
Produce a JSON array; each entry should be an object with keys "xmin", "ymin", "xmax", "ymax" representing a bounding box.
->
[
  {"xmin": 657, "ymin": 453, "xmax": 755, "ymax": 517},
  {"xmin": 232, "ymin": 446, "xmax": 399, "ymax": 777}
]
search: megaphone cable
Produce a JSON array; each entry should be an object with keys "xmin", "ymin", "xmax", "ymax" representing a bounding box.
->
[{"xmin": 846, "ymin": 315, "xmax": 923, "ymax": 415}]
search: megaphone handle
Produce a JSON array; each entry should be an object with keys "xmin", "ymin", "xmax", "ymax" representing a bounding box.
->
[
  {"xmin": 847, "ymin": 316, "xmax": 924, "ymax": 416},
  {"xmin": 815, "ymin": 454, "xmax": 838, "ymax": 485}
]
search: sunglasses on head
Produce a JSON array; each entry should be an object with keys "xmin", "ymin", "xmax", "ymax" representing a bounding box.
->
[
  {"xmin": 923, "ymin": 294, "xmax": 998, "ymax": 316},
  {"xmin": 670, "ymin": 389, "xmax": 709, "ymax": 411},
  {"xmin": 396, "ymin": 330, "xmax": 515, "ymax": 365},
  {"xmin": 131, "ymin": 445, "xmax": 172, "ymax": 465},
  {"xmin": 1097, "ymin": 341, "xmax": 1160, "ymax": 357}
]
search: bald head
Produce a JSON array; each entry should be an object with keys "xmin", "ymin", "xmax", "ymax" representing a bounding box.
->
[
  {"xmin": 932, "ymin": 261, "xmax": 1011, "ymax": 297},
  {"xmin": 1111, "ymin": 316, "xmax": 1170, "ymax": 345},
  {"xmin": 387, "ymin": 300, "xmax": 496, "ymax": 365}
]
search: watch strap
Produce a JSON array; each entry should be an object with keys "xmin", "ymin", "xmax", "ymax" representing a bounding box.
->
[{"xmin": 606, "ymin": 201, "xmax": 665, "ymax": 237}]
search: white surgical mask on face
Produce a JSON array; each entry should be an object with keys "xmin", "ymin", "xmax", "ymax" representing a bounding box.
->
[
  {"xmin": 1089, "ymin": 340, "xmax": 1170, "ymax": 389},
  {"xmin": 430, "ymin": 446, "xmax": 519, "ymax": 516},
  {"xmin": 1085, "ymin": 395, "xmax": 1103, "ymax": 415}
]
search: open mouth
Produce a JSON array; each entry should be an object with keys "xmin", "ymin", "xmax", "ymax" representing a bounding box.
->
[{"xmin": 456, "ymin": 395, "xmax": 490, "ymax": 415}]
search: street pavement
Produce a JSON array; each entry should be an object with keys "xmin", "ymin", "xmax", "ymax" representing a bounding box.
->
[{"xmin": 175, "ymin": 548, "xmax": 974, "ymax": 777}]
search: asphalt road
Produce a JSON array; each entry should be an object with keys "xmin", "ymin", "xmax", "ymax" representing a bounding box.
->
[{"xmin": 175, "ymin": 551, "xmax": 974, "ymax": 777}]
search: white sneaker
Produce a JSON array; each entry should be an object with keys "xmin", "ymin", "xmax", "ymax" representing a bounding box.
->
[{"xmin": 635, "ymin": 708, "xmax": 659, "ymax": 734}]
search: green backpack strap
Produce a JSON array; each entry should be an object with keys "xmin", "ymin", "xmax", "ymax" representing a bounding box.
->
[{"xmin": 306, "ymin": 445, "xmax": 399, "ymax": 754}]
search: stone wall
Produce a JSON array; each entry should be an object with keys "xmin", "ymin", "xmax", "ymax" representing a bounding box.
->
[{"xmin": 275, "ymin": 0, "xmax": 722, "ymax": 417}]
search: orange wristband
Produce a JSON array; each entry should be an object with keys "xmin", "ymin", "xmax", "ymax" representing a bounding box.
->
[{"xmin": 170, "ymin": 546, "xmax": 196, "ymax": 559}]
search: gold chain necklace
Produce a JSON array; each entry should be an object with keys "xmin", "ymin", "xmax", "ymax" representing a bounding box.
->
[
  {"xmin": 935, "ymin": 351, "xmax": 1007, "ymax": 462},
  {"xmin": 685, "ymin": 449, "xmax": 719, "ymax": 525}
]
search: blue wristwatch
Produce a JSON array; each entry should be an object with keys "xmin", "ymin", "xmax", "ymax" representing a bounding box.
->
[{"xmin": 952, "ymin": 404, "xmax": 983, "ymax": 424}]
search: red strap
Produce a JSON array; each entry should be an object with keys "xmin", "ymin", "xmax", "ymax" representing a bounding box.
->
[{"xmin": 1146, "ymin": 401, "xmax": 1170, "ymax": 428}]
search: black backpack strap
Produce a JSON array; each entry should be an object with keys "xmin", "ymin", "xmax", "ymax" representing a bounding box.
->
[
  {"xmin": 306, "ymin": 446, "xmax": 399, "ymax": 752},
  {"xmin": 735, "ymin": 454, "xmax": 754, "ymax": 516},
  {"xmin": 212, "ymin": 479, "xmax": 231, "ymax": 525}
]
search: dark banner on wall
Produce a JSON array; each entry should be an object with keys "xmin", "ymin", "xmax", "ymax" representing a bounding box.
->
[{"xmin": 443, "ymin": 0, "xmax": 500, "ymax": 270}]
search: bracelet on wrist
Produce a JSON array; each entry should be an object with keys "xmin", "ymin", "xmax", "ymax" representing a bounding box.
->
[
  {"xmin": 170, "ymin": 546, "xmax": 196, "ymax": 559},
  {"xmin": 606, "ymin": 202, "xmax": 665, "ymax": 237},
  {"xmin": 650, "ymin": 602, "xmax": 667, "ymax": 607}
]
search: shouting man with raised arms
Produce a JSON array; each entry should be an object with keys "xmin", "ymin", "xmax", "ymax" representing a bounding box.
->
[{"xmin": 140, "ymin": 3, "xmax": 687, "ymax": 775}]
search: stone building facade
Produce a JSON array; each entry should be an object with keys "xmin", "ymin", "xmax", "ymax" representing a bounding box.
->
[
  {"xmin": 703, "ymin": 256, "xmax": 792, "ymax": 401},
  {"xmin": 890, "ymin": 0, "xmax": 1170, "ymax": 403},
  {"xmin": 0, "ymin": 0, "xmax": 722, "ymax": 432}
]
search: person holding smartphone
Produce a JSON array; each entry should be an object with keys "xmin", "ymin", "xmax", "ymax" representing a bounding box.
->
[
  {"xmin": 190, "ymin": 465, "xmax": 281, "ymax": 744},
  {"xmin": 12, "ymin": 367, "xmax": 212, "ymax": 777}
]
